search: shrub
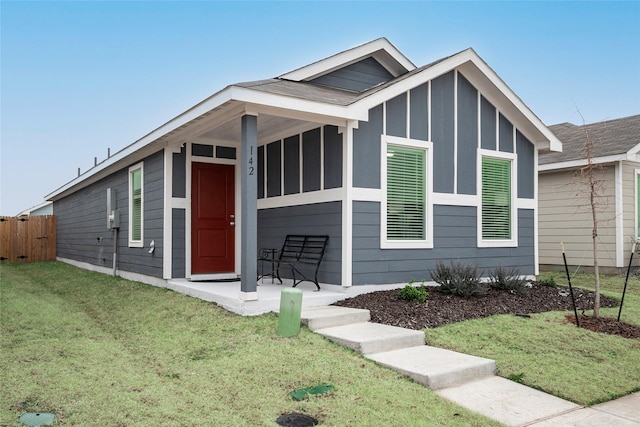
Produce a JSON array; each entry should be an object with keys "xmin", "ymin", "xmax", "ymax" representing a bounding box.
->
[
  {"xmin": 430, "ymin": 260, "xmax": 488, "ymax": 297},
  {"xmin": 538, "ymin": 275, "xmax": 557, "ymax": 287},
  {"xmin": 489, "ymin": 265, "xmax": 527, "ymax": 294},
  {"xmin": 398, "ymin": 281, "xmax": 428, "ymax": 303}
]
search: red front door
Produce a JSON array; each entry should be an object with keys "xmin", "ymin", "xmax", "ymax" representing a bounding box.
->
[{"xmin": 191, "ymin": 162, "xmax": 235, "ymax": 274}]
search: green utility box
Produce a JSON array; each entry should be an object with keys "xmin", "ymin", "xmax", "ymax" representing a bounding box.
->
[{"xmin": 277, "ymin": 288, "xmax": 303, "ymax": 337}]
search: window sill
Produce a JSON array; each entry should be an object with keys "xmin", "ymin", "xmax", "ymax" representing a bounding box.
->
[{"xmin": 381, "ymin": 240, "xmax": 433, "ymax": 249}]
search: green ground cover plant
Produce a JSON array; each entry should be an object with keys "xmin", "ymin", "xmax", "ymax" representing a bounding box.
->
[
  {"xmin": 424, "ymin": 270, "xmax": 640, "ymax": 406},
  {"xmin": 397, "ymin": 280, "xmax": 429, "ymax": 303},
  {"xmin": 0, "ymin": 262, "xmax": 499, "ymax": 426}
]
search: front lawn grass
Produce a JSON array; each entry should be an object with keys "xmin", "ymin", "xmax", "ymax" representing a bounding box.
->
[
  {"xmin": 424, "ymin": 270, "xmax": 640, "ymax": 406},
  {"xmin": 1, "ymin": 262, "xmax": 499, "ymax": 426}
]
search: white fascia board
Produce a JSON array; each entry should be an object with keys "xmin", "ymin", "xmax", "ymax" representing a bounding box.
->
[
  {"xmin": 345, "ymin": 49, "xmax": 562, "ymax": 153},
  {"xmin": 46, "ymin": 87, "xmax": 236, "ymax": 200},
  {"xmin": 457, "ymin": 52, "xmax": 562, "ymax": 153},
  {"xmin": 46, "ymin": 85, "xmax": 358, "ymax": 201},
  {"xmin": 538, "ymin": 154, "xmax": 628, "ymax": 172},
  {"xmin": 345, "ymin": 51, "xmax": 469, "ymax": 118},
  {"xmin": 230, "ymin": 87, "xmax": 361, "ymax": 122},
  {"xmin": 627, "ymin": 142, "xmax": 640, "ymax": 157},
  {"xmin": 279, "ymin": 38, "xmax": 416, "ymax": 81}
]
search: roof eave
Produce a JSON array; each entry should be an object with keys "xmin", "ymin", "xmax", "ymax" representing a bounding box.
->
[
  {"xmin": 46, "ymin": 85, "xmax": 361, "ymax": 201},
  {"xmin": 539, "ymin": 153, "xmax": 632, "ymax": 171}
]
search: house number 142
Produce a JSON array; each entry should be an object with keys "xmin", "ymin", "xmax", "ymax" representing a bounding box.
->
[{"xmin": 248, "ymin": 146, "xmax": 254, "ymax": 175}]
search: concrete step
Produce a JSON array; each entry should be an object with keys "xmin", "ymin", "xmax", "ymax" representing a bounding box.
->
[
  {"xmin": 436, "ymin": 376, "xmax": 582, "ymax": 427},
  {"xmin": 301, "ymin": 306, "xmax": 371, "ymax": 331},
  {"xmin": 366, "ymin": 345, "xmax": 496, "ymax": 390},
  {"xmin": 315, "ymin": 322, "xmax": 424, "ymax": 355}
]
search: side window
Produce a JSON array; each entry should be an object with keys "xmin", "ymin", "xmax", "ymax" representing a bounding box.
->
[
  {"xmin": 129, "ymin": 163, "xmax": 144, "ymax": 247},
  {"xmin": 381, "ymin": 136, "xmax": 432, "ymax": 249},
  {"xmin": 479, "ymin": 152, "xmax": 516, "ymax": 247}
]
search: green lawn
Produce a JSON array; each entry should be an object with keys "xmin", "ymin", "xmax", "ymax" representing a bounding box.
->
[
  {"xmin": 424, "ymin": 270, "xmax": 640, "ymax": 406},
  {"xmin": 1, "ymin": 262, "xmax": 500, "ymax": 426}
]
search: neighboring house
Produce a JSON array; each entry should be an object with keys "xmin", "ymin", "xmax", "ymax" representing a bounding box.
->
[
  {"xmin": 539, "ymin": 115, "xmax": 640, "ymax": 274},
  {"xmin": 46, "ymin": 38, "xmax": 561, "ymax": 298},
  {"xmin": 17, "ymin": 201, "xmax": 53, "ymax": 217}
]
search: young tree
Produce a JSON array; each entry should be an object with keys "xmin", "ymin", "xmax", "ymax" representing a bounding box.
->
[{"xmin": 577, "ymin": 114, "xmax": 604, "ymax": 318}]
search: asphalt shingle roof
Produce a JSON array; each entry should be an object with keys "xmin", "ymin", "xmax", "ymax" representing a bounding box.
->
[
  {"xmin": 235, "ymin": 79, "xmax": 360, "ymax": 106},
  {"xmin": 233, "ymin": 53, "xmax": 456, "ymax": 107},
  {"xmin": 540, "ymin": 115, "xmax": 640, "ymax": 165}
]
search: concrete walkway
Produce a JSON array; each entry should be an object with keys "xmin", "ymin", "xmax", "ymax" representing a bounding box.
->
[
  {"xmin": 165, "ymin": 278, "xmax": 408, "ymax": 315},
  {"xmin": 301, "ymin": 306, "xmax": 640, "ymax": 427},
  {"xmin": 162, "ymin": 279, "xmax": 638, "ymax": 426}
]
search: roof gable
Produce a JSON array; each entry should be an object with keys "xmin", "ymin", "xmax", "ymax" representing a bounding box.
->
[
  {"xmin": 310, "ymin": 56, "xmax": 394, "ymax": 92},
  {"xmin": 540, "ymin": 115, "xmax": 640, "ymax": 166},
  {"xmin": 279, "ymin": 37, "xmax": 415, "ymax": 82},
  {"xmin": 47, "ymin": 39, "xmax": 564, "ymax": 201}
]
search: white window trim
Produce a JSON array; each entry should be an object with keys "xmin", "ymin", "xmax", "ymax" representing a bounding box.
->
[
  {"xmin": 477, "ymin": 149, "xmax": 517, "ymax": 248},
  {"xmin": 634, "ymin": 168, "xmax": 640, "ymax": 240},
  {"xmin": 129, "ymin": 162, "xmax": 144, "ymax": 248},
  {"xmin": 381, "ymin": 135, "xmax": 433, "ymax": 249}
]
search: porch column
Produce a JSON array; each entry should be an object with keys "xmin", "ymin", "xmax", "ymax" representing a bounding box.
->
[{"xmin": 240, "ymin": 114, "xmax": 258, "ymax": 300}]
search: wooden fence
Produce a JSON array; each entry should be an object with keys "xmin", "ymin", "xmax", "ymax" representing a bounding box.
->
[{"xmin": 0, "ymin": 215, "xmax": 56, "ymax": 262}]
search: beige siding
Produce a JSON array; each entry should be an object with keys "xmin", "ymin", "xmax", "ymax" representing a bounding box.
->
[
  {"xmin": 621, "ymin": 160, "xmax": 640, "ymax": 255},
  {"xmin": 538, "ymin": 166, "xmax": 617, "ymax": 268}
]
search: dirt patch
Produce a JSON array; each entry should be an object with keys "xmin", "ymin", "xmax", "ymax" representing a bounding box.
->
[{"xmin": 334, "ymin": 282, "xmax": 639, "ymax": 339}]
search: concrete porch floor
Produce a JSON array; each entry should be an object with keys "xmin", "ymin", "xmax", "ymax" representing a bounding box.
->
[{"xmin": 165, "ymin": 278, "xmax": 407, "ymax": 315}]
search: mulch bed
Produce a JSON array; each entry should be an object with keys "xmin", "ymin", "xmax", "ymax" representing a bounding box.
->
[
  {"xmin": 334, "ymin": 282, "xmax": 640, "ymax": 339},
  {"xmin": 565, "ymin": 314, "xmax": 640, "ymax": 339}
]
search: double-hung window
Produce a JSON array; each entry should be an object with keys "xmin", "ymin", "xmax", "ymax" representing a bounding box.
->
[
  {"xmin": 129, "ymin": 163, "xmax": 144, "ymax": 247},
  {"xmin": 479, "ymin": 150, "xmax": 516, "ymax": 247},
  {"xmin": 381, "ymin": 136, "xmax": 432, "ymax": 249}
]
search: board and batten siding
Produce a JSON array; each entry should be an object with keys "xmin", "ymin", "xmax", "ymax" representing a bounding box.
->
[
  {"xmin": 257, "ymin": 202, "xmax": 342, "ymax": 285},
  {"xmin": 352, "ymin": 70, "xmax": 535, "ymax": 198},
  {"xmin": 347, "ymin": 69, "xmax": 536, "ymax": 284},
  {"xmin": 352, "ymin": 202, "xmax": 535, "ymax": 285},
  {"xmin": 55, "ymin": 150, "xmax": 165, "ymax": 277},
  {"xmin": 258, "ymin": 125, "xmax": 343, "ymax": 199},
  {"xmin": 538, "ymin": 166, "xmax": 617, "ymax": 268}
]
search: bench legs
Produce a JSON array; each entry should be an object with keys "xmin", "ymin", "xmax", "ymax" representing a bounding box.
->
[
  {"xmin": 276, "ymin": 262, "xmax": 321, "ymax": 291},
  {"xmin": 258, "ymin": 257, "xmax": 282, "ymax": 285}
]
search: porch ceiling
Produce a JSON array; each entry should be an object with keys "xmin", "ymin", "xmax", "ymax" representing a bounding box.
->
[{"xmin": 196, "ymin": 113, "xmax": 318, "ymax": 145}]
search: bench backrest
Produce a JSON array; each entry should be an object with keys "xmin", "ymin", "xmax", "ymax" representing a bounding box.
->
[{"xmin": 279, "ymin": 235, "xmax": 329, "ymax": 263}]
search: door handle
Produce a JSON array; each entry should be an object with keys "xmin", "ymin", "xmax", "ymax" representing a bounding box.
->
[{"xmin": 230, "ymin": 222, "xmax": 235, "ymax": 226}]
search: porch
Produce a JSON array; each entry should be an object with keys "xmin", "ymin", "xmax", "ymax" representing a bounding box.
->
[{"xmin": 165, "ymin": 278, "xmax": 407, "ymax": 316}]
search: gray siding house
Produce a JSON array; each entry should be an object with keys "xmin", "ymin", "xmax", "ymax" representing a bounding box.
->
[
  {"xmin": 47, "ymin": 38, "xmax": 561, "ymax": 299},
  {"xmin": 539, "ymin": 115, "xmax": 640, "ymax": 273}
]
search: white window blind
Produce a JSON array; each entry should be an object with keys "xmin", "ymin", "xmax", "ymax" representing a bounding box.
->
[
  {"xmin": 386, "ymin": 144, "xmax": 426, "ymax": 240},
  {"xmin": 130, "ymin": 166, "xmax": 143, "ymax": 243},
  {"xmin": 482, "ymin": 157, "xmax": 511, "ymax": 239}
]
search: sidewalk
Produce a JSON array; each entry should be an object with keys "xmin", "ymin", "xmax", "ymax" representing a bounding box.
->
[{"xmin": 301, "ymin": 306, "xmax": 640, "ymax": 427}]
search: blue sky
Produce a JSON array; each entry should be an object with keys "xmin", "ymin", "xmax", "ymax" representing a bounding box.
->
[{"xmin": 1, "ymin": 1, "xmax": 639, "ymax": 215}]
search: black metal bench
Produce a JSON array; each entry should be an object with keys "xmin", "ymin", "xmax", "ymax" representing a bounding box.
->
[{"xmin": 259, "ymin": 235, "xmax": 329, "ymax": 291}]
